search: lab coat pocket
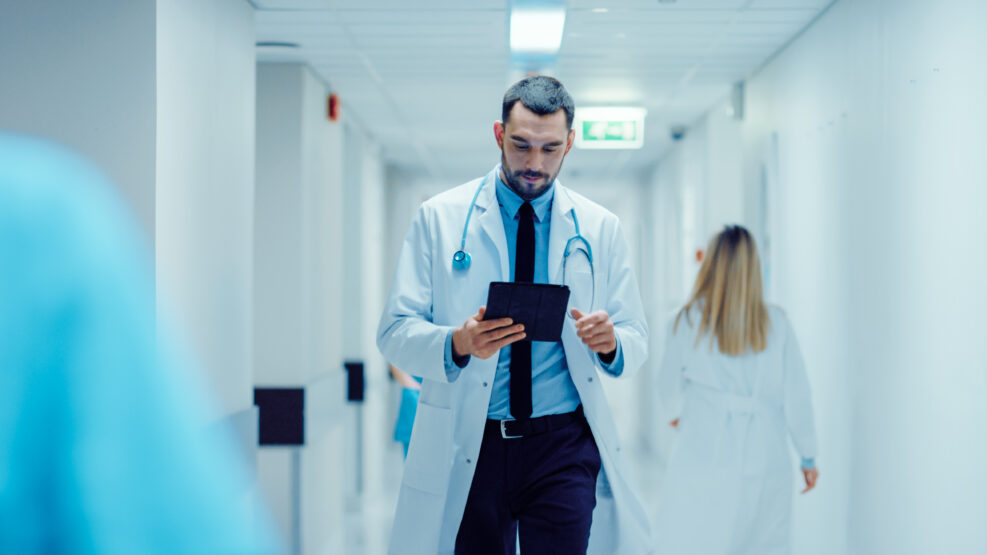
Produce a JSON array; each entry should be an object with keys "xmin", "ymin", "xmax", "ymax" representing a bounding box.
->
[{"xmin": 402, "ymin": 402, "xmax": 454, "ymax": 495}]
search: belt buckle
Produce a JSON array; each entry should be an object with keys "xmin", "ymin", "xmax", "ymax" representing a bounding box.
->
[{"xmin": 500, "ymin": 419, "xmax": 522, "ymax": 439}]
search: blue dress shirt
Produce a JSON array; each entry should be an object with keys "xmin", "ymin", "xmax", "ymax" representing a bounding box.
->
[{"xmin": 444, "ymin": 172, "xmax": 623, "ymax": 419}]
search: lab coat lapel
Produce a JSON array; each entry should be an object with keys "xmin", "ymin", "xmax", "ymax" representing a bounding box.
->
[
  {"xmin": 476, "ymin": 168, "xmax": 510, "ymax": 281},
  {"xmin": 548, "ymin": 183, "xmax": 575, "ymax": 285}
]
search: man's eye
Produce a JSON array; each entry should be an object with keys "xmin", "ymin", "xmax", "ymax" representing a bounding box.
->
[
  {"xmin": 544, "ymin": 148, "xmax": 557, "ymax": 153},
  {"xmin": 514, "ymin": 144, "xmax": 529, "ymax": 151}
]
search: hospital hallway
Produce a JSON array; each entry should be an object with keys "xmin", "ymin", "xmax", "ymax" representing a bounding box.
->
[{"xmin": 1, "ymin": 1, "xmax": 985, "ymax": 554}]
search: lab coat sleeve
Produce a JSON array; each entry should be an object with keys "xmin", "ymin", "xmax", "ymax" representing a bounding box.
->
[
  {"xmin": 781, "ymin": 314, "xmax": 819, "ymax": 460},
  {"xmin": 377, "ymin": 204, "xmax": 461, "ymax": 383},
  {"xmin": 601, "ymin": 218, "xmax": 648, "ymax": 379},
  {"xmin": 657, "ymin": 314, "xmax": 687, "ymax": 421}
]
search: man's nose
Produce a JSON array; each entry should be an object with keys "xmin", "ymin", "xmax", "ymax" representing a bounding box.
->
[{"xmin": 525, "ymin": 151, "xmax": 545, "ymax": 173}]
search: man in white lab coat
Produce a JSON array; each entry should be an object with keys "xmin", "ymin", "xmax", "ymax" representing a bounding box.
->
[{"xmin": 378, "ymin": 76, "xmax": 652, "ymax": 554}]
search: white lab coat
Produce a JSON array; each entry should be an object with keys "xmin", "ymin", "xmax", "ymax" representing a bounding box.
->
[
  {"xmin": 655, "ymin": 304, "xmax": 818, "ymax": 555},
  {"xmin": 377, "ymin": 168, "xmax": 654, "ymax": 555}
]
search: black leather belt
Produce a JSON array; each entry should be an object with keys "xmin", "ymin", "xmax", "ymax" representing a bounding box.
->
[{"xmin": 486, "ymin": 406, "xmax": 585, "ymax": 439}]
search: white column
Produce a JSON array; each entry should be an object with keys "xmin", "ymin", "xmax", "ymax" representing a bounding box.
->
[
  {"xmin": 155, "ymin": 0, "xmax": 257, "ymax": 421},
  {"xmin": 254, "ymin": 62, "xmax": 347, "ymax": 555}
]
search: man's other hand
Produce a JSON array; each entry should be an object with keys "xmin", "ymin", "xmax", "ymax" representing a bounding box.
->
[{"xmin": 570, "ymin": 308, "xmax": 617, "ymax": 357}]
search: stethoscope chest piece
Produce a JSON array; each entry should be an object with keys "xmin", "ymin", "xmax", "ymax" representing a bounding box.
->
[{"xmin": 452, "ymin": 250, "xmax": 471, "ymax": 271}]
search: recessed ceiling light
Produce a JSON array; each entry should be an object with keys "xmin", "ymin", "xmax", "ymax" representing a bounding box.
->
[
  {"xmin": 510, "ymin": 7, "xmax": 566, "ymax": 54},
  {"xmin": 591, "ymin": 8, "xmax": 609, "ymax": 13},
  {"xmin": 616, "ymin": 32, "xmax": 626, "ymax": 39},
  {"xmin": 256, "ymin": 41, "xmax": 300, "ymax": 49}
]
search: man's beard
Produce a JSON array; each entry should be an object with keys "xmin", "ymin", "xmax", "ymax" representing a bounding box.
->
[{"xmin": 500, "ymin": 151, "xmax": 564, "ymax": 201}]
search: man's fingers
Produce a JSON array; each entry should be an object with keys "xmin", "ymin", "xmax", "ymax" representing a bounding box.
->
[
  {"xmin": 475, "ymin": 316, "xmax": 514, "ymax": 332},
  {"xmin": 475, "ymin": 306, "xmax": 486, "ymax": 320},
  {"xmin": 570, "ymin": 308, "xmax": 584, "ymax": 320},
  {"xmin": 587, "ymin": 340, "xmax": 615, "ymax": 353},
  {"xmin": 480, "ymin": 324, "xmax": 525, "ymax": 344},
  {"xmin": 577, "ymin": 323, "xmax": 613, "ymax": 341},
  {"xmin": 574, "ymin": 311, "xmax": 608, "ymax": 329},
  {"xmin": 588, "ymin": 336, "xmax": 614, "ymax": 348},
  {"xmin": 489, "ymin": 331, "xmax": 526, "ymax": 351}
]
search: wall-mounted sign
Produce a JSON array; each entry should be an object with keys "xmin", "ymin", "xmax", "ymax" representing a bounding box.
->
[{"xmin": 574, "ymin": 107, "xmax": 647, "ymax": 150}]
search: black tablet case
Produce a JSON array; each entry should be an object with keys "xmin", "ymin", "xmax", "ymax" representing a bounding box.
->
[{"xmin": 484, "ymin": 282, "xmax": 570, "ymax": 342}]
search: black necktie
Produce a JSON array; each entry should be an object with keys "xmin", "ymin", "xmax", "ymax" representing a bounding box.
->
[{"xmin": 510, "ymin": 201, "xmax": 534, "ymax": 420}]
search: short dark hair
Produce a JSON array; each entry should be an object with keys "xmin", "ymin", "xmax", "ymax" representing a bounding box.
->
[{"xmin": 502, "ymin": 76, "xmax": 575, "ymax": 130}]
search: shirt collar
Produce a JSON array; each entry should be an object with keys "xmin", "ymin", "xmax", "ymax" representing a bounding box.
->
[{"xmin": 495, "ymin": 172, "xmax": 554, "ymax": 223}]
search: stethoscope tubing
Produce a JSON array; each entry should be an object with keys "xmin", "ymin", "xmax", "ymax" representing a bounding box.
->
[{"xmin": 452, "ymin": 167, "xmax": 596, "ymax": 312}]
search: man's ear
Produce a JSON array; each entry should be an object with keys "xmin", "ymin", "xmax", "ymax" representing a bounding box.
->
[
  {"xmin": 494, "ymin": 121, "xmax": 505, "ymax": 149},
  {"xmin": 565, "ymin": 128, "xmax": 575, "ymax": 155}
]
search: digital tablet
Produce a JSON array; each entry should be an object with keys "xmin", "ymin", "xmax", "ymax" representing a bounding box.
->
[{"xmin": 483, "ymin": 282, "xmax": 570, "ymax": 342}]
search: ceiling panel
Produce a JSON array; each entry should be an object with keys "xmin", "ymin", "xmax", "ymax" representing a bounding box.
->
[
  {"xmin": 748, "ymin": 0, "xmax": 831, "ymax": 8},
  {"xmin": 253, "ymin": 0, "xmax": 332, "ymax": 9},
  {"xmin": 735, "ymin": 8, "xmax": 820, "ymax": 22},
  {"xmin": 255, "ymin": 0, "xmax": 835, "ymax": 181},
  {"xmin": 568, "ymin": 0, "xmax": 750, "ymax": 9}
]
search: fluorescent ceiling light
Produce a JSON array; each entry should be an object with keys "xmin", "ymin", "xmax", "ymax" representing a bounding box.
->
[{"xmin": 510, "ymin": 7, "xmax": 566, "ymax": 54}]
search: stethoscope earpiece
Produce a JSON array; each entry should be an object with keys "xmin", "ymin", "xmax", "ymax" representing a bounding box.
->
[{"xmin": 452, "ymin": 250, "xmax": 471, "ymax": 271}]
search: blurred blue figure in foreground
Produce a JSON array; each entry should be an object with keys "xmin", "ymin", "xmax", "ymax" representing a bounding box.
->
[{"xmin": 0, "ymin": 132, "xmax": 281, "ymax": 554}]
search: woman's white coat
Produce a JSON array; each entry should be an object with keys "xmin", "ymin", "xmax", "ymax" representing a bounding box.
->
[{"xmin": 655, "ymin": 305, "xmax": 818, "ymax": 554}]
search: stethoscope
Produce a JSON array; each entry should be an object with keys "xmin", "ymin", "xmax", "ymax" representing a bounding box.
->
[{"xmin": 452, "ymin": 168, "xmax": 596, "ymax": 313}]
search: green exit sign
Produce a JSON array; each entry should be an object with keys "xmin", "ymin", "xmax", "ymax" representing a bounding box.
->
[
  {"xmin": 574, "ymin": 107, "xmax": 646, "ymax": 150},
  {"xmin": 582, "ymin": 120, "xmax": 640, "ymax": 142}
]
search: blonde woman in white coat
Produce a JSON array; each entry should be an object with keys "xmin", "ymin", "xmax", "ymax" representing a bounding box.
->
[{"xmin": 655, "ymin": 225, "xmax": 819, "ymax": 555}]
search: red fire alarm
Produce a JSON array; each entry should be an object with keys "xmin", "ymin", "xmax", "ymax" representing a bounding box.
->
[
  {"xmin": 328, "ymin": 93, "xmax": 340, "ymax": 122},
  {"xmin": 695, "ymin": 249, "xmax": 704, "ymax": 263}
]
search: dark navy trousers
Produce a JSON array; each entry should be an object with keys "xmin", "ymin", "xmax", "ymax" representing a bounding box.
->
[{"xmin": 454, "ymin": 417, "xmax": 602, "ymax": 555}]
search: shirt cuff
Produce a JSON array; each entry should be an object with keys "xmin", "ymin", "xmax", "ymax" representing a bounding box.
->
[
  {"xmin": 801, "ymin": 457, "xmax": 816, "ymax": 470},
  {"xmin": 598, "ymin": 340, "xmax": 624, "ymax": 376},
  {"xmin": 444, "ymin": 328, "xmax": 470, "ymax": 380}
]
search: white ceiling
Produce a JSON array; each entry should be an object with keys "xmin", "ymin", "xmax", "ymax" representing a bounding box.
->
[{"xmin": 255, "ymin": 0, "xmax": 832, "ymax": 184}]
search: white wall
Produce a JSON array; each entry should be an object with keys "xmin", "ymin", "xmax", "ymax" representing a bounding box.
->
[
  {"xmin": 340, "ymin": 122, "xmax": 388, "ymax": 378},
  {"xmin": 341, "ymin": 120, "xmax": 391, "ymax": 492},
  {"xmin": 359, "ymin": 136, "xmax": 388, "ymax": 380},
  {"xmin": 0, "ymin": 0, "xmax": 157, "ymax": 239},
  {"xmin": 254, "ymin": 62, "xmax": 348, "ymax": 555},
  {"xmin": 654, "ymin": 1, "xmax": 987, "ymax": 553},
  {"xmin": 155, "ymin": 0, "xmax": 256, "ymax": 419},
  {"xmin": 0, "ymin": 0, "xmax": 260, "ymax": 422},
  {"xmin": 254, "ymin": 63, "xmax": 344, "ymax": 388},
  {"xmin": 255, "ymin": 63, "xmax": 305, "ymax": 385}
]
